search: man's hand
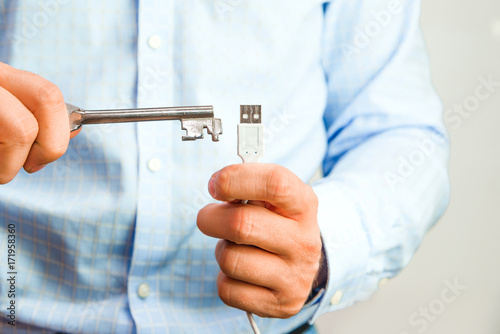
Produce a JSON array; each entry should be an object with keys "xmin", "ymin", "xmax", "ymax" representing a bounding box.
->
[
  {"xmin": 197, "ymin": 164, "xmax": 323, "ymax": 319},
  {"xmin": 0, "ymin": 62, "xmax": 78, "ymax": 184}
]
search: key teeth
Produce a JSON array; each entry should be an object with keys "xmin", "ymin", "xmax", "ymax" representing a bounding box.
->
[
  {"xmin": 182, "ymin": 135, "xmax": 200, "ymax": 141},
  {"xmin": 181, "ymin": 118, "xmax": 223, "ymax": 142},
  {"xmin": 209, "ymin": 118, "xmax": 223, "ymax": 142}
]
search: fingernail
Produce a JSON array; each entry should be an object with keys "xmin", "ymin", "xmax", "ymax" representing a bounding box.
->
[
  {"xmin": 27, "ymin": 164, "xmax": 47, "ymax": 174},
  {"xmin": 208, "ymin": 175, "xmax": 216, "ymax": 197}
]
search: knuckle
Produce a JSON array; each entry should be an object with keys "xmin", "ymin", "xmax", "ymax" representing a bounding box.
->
[
  {"xmin": 273, "ymin": 292, "xmax": 301, "ymax": 319},
  {"xmin": 301, "ymin": 236, "xmax": 322, "ymax": 257},
  {"xmin": 218, "ymin": 243, "xmax": 238, "ymax": 277},
  {"xmin": 291, "ymin": 301, "xmax": 304, "ymax": 317},
  {"xmin": 310, "ymin": 253, "xmax": 322, "ymax": 276},
  {"xmin": 230, "ymin": 207, "xmax": 254, "ymax": 241},
  {"xmin": 46, "ymin": 142, "xmax": 68, "ymax": 161},
  {"xmin": 307, "ymin": 186, "xmax": 319, "ymax": 210},
  {"xmin": 215, "ymin": 168, "xmax": 232, "ymax": 197},
  {"xmin": 217, "ymin": 276, "xmax": 232, "ymax": 305},
  {"xmin": 36, "ymin": 81, "xmax": 64, "ymax": 107},
  {"xmin": 267, "ymin": 166, "xmax": 293, "ymax": 201},
  {"xmin": 11, "ymin": 114, "xmax": 39, "ymax": 146},
  {"xmin": 281, "ymin": 304, "xmax": 302, "ymax": 319},
  {"xmin": 37, "ymin": 141, "xmax": 68, "ymax": 164}
]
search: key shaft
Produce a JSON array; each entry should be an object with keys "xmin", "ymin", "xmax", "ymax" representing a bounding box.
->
[
  {"xmin": 66, "ymin": 103, "xmax": 222, "ymax": 141},
  {"xmin": 81, "ymin": 106, "xmax": 214, "ymax": 124}
]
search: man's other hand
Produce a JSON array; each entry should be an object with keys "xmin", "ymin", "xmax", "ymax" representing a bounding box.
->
[{"xmin": 197, "ymin": 163, "xmax": 323, "ymax": 319}]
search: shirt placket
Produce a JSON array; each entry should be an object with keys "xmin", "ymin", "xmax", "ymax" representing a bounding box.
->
[{"xmin": 128, "ymin": 0, "xmax": 176, "ymax": 332}]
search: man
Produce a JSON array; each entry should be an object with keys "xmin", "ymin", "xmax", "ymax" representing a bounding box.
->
[{"xmin": 0, "ymin": 0, "xmax": 449, "ymax": 333}]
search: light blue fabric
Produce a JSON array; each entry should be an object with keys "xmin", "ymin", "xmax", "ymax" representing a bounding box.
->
[{"xmin": 0, "ymin": 0, "xmax": 449, "ymax": 333}]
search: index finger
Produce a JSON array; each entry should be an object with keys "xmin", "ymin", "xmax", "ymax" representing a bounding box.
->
[{"xmin": 208, "ymin": 164, "xmax": 315, "ymax": 218}]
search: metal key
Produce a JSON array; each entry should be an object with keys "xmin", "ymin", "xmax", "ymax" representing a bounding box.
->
[{"xmin": 65, "ymin": 103, "xmax": 223, "ymax": 141}]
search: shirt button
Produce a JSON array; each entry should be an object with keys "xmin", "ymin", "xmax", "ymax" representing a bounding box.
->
[
  {"xmin": 148, "ymin": 35, "xmax": 162, "ymax": 49},
  {"xmin": 137, "ymin": 283, "xmax": 150, "ymax": 298},
  {"xmin": 378, "ymin": 278, "xmax": 390, "ymax": 288},
  {"xmin": 147, "ymin": 158, "xmax": 161, "ymax": 172},
  {"xmin": 330, "ymin": 290, "xmax": 343, "ymax": 305}
]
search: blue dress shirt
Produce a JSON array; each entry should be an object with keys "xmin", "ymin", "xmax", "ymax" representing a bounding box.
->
[{"xmin": 0, "ymin": 0, "xmax": 449, "ymax": 333}]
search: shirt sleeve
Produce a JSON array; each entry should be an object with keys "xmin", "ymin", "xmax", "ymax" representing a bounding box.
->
[{"xmin": 305, "ymin": 0, "xmax": 450, "ymax": 324}]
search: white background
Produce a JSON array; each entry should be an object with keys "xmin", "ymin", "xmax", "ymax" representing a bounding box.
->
[{"xmin": 317, "ymin": 0, "xmax": 500, "ymax": 333}]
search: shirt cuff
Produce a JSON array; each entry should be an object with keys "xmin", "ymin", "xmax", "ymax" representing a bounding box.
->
[{"xmin": 306, "ymin": 178, "xmax": 371, "ymax": 325}]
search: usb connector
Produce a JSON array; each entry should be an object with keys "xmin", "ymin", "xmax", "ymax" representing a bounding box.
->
[
  {"xmin": 238, "ymin": 105, "xmax": 264, "ymax": 164},
  {"xmin": 237, "ymin": 105, "xmax": 264, "ymax": 334}
]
